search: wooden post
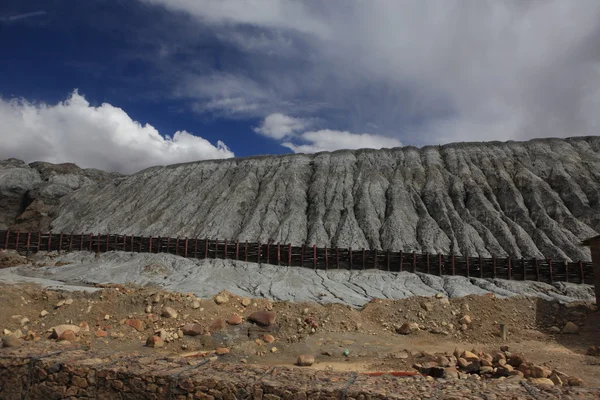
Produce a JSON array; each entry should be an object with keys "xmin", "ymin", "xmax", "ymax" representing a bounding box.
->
[
  {"xmin": 185, "ymin": 238, "xmax": 189, "ymax": 258},
  {"xmin": 324, "ymin": 246, "xmax": 328, "ymax": 270},
  {"xmin": 114, "ymin": 234, "xmax": 118, "ymax": 251},
  {"xmin": 412, "ymin": 251, "xmax": 417, "ymax": 273},
  {"xmin": 548, "ymin": 259, "xmax": 553, "ymax": 284},
  {"xmin": 204, "ymin": 239, "xmax": 209, "ymax": 259},
  {"xmin": 121, "ymin": 235, "xmax": 125, "ymax": 252},
  {"xmin": 426, "ymin": 252, "xmax": 430, "ymax": 275},
  {"xmin": 105, "ymin": 234, "xmax": 109, "ymax": 253},
  {"xmin": 235, "ymin": 241, "xmax": 239, "ymax": 261},
  {"xmin": 362, "ymin": 248, "xmax": 366, "ymax": 270},
  {"xmin": 349, "ymin": 247, "xmax": 353, "ymax": 270},
  {"xmin": 508, "ymin": 256, "xmax": 512, "ymax": 280},
  {"xmin": 579, "ymin": 260, "xmax": 584, "ymax": 284},
  {"xmin": 564, "ymin": 260, "xmax": 569, "ymax": 283},
  {"xmin": 438, "ymin": 254, "xmax": 442, "ymax": 276},
  {"xmin": 15, "ymin": 231, "xmax": 21, "ymax": 252},
  {"xmin": 492, "ymin": 256, "xmax": 496, "ymax": 279},
  {"xmin": 257, "ymin": 241, "xmax": 261, "ymax": 263},
  {"xmin": 37, "ymin": 232, "xmax": 41, "ymax": 252},
  {"xmin": 479, "ymin": 256, "xmax": 483, "ymax": 278},
  {"xmin": 535, "ymin": 259, "xmax": 540, "ymax": 281},
  {"xmin": 399, "ymin": 250, "xmax": 403, "ymax": 272},
  {"xmin": 26, "ymin": 232, "xmax": 31, "ymax": 253},
  {"xmin": 387, "ymin": 250, "xmax": 391, "ymax": 272},
  {"xmin": 313, "ymin": 244, "xmax": 317, "ymax": 270},
  {"xmin": 214, "ymin": 239, "xmax": 218, "ymax": 259},
  {"xmin": 149, "ymin": 236, "xmax": 153, "ymax": 253},
  {"xmin": 195, "ymin": 238, "xmax": 199, "ymax": 258},
  {"xmin": 139, "ymin": 236, "xmax": 143, "ymax": 253},
  {"xmin": 499, "ymin": 324, "xmax": 508, "ymax": 340},
  {"xmin": 451, "ymin": 254, "xmax": 455, "ymax": 275},
  {"xmin": 288, "ymin": 243, "xmax": 292, "ymax": 266},
  {"xmin": 465, "ymin": 253, "xmax": 469, "ymax": 278},
  {"xmin": 277, "ymin": 242, "xmax": 280, "ymax": 265},
  {"xmin": 58, "ymin": 232, "xmax": 63, "ymax": 254},
  {"xmin": 130, "ymin": 235, "xmax": 134, "ymax": 252},
  {"xmin": 88, "ymin": 233, "xmax": 92, "ymax": 252},
  {"xmin": 337, "ymin": 248, "xmax": 340, "ymax": 269},
  {"xmin": 48, "ymin": 232, "xmax": 52, "ymax": 252},
  {"xmin": 166, "ymin": 237, "xmax": 171, "ymax": 254},
  {"xmin": 521, "ymin": 258, "xmax": 526, "ymax": 281},
  {"xmin": 96, "ymin": 233, "xmax": 100, "ymax": 253},
  {"xmin": 266, "ymin": 242, "xmax": 270, "ymax": 264},
  {"xmin": 3, "ymin": 230, "xmax": 9, "ymax": 250},
  {"xmin": 301, "ymin": 244, "xmax": 305, "ymax": 266},
  {"xmin": 223, "ymin": 239, "xmax": 227, "ymax": 259},
  {"xmin": 245, "ymin": 241, "xmax": 248, "ymax": 262},
  {"xmin": 176, "ymin": 238, "xmax": 180, "ymax": 256},
  {"xmin": 373, "ymin": 249, "xmax": 377, "ymax": 269}
]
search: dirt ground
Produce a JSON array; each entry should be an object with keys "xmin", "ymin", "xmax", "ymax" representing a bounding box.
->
[{"xmin": 0, "ymin": 282, "xmax": 599, "ymax": 390}]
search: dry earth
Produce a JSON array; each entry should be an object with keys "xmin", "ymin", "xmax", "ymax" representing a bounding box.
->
[{"xmin": 1, "ymin": 282, "xmax": 599, "ymax": 398}]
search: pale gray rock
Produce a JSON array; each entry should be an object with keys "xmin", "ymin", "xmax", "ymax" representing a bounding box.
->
[{"xmin": 48, "ymin": 136, "xmax": 600, "ymax": 261}]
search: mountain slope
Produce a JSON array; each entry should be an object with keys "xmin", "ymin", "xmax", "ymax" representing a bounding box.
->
[{"xmin": 46, "ymin": 136, "xmax": 600, "ymax": 261}]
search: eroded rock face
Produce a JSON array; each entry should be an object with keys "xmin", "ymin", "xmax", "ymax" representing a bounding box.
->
[
  {"xmin": 0, "ymin": 159, "xmax": 123, "ymax": 232},
  {"xmin": 5, "ymin": 136, "xmax": 600, "ymax": 261}
]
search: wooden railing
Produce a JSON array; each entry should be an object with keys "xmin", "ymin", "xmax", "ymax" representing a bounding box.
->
[{"xmin": 0, "ymin": 230, "xmax": 594, "ymax": 285}]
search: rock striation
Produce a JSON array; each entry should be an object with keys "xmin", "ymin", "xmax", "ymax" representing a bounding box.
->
[{"xmin": 3, "ymin": 136, "xmax": 600, "ymax": 261}]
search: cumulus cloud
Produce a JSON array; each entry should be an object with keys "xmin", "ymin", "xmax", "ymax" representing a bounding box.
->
[
  {"xmin": 254, "ymin": 113, "xmax": 401, "ymax": 153},
  {"xmin": 253, "ymin": 113, "xmax": 310, "ymax": 139},
  {"xmin": 139, "ymin": 0, "xmax": 600, "ymax": 146},
  {"xmin": 0, "ymin": 90, "xmax": 233, "ymax": 174},
  {"xmin": 282, "ymin": 130, "xmax": 402, "ymax": 154}
]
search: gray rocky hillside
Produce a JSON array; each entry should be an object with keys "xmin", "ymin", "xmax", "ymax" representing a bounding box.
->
[
  {"xmin": 39, "ymin": 136, "xmax": 600, "ymax": 262},
  {"xmin": 0, "ymin": 159, "xmax": 122, "ymax": 232}
]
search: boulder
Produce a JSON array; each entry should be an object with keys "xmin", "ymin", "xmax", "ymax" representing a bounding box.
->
[
  {"xmin": 161, "ymin": 307, "xmax": 178, "ymax": 319},
  {"xmin": 51, "ymin": 324, "xmax": 80, "ymax": 339},
  {"xmin": 248, "ymin": 310, "xmax": 276, "ymax": 327},
  {"xmin": 562, "ymin": 322, "xmax": 579, "ymax": 334},
  {"xmin": 227, "ymin": 315, "xmax": 243, "ymax": 325},
  {"xmin": 297, "ymin": 355, "xmax": 315, "ymax": 366},
  {"xmin": 182, "ymin": 323, "xmax": 204, "ymax": 336}
]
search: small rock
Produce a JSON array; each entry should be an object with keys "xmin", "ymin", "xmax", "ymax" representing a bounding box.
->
[
  {"xmin": 152, "ymin": 294, "xmax": 161, "ymax": 303},
  {"xmin": 125, "ymin": 319, "xmax": 145, "ymax": 332},
  {"xmin": 297, "ymin": 354, "xmax": 315, "ymax": 366},
  {"xmin": 460, "ymin": 324, "xmax": 468, "ymax": 331},
  {"xmin": 248, "ymin": 310, "xmax": 276, "ymax": 327},
  {"xmin": 40, "ymin": 310, "xmax": 49, "ymax": 317},
  {"xmin": 459, "ymin": 315, "xmax": 472, "ymax": 325},
  {"xmin": 227, "ymin": 315, "xmax": 243, "ymax": 325},
  {"xmin": 480, "ymin": 366, "xmax": 494, "ymax": 374},
  {"xmin": 443, "ymin": 366, "xmax": 459, "ymax": 379},
  {"xmin": 500, "ymin": 345, "xmax": 509, "ymax": 352},
  {"xmin": 396, "ymin": 322, "xmax": 419, "ymax": 335},
  {"xmin": 508, "ymin": 353, "xmax": 527, "ymax": 367},
  {"xmin": 209, "ymin": 319, "xmax": 226, "ymax": 332},
  {"xmin": 58, "ymin": 330, "xmax": 77, "ymax": 342},
  {"xmin": 95, "ymin": 330, "xmax": 107, "ymax": 337},
  {"xmin": 79, "ymin": 322, "xmax": 90, "ymax": 331},
  {"xmin": 51, "ymin": 324, "xmax": 80, "ymax": 339},
  {"xmin": 20, "ymin": 317, "xmax": 29, "ymax": 326},
  {"xmin": 241, "ymin": 298, "xmax": 251, "ymax": 307},
  {"xmin": 549, "ymin": 326, "xmax": 561, "ymax": 334},
  {"xmin": 161, "ymin": 307, "xmax": 178, "ymax": 319},
  {"xmin": 421, "ymin": 302, "xmax": 433, "ymax": 312},
  {"xmin": 192, "ymin": 301, "xmax": 200, "ymax": 309},
  {"xmin": 146, "ymin": 335, "xmax": 164, "ymax": 348},
  {"xmin": 270, "ymin": 347, "xmax": 278, "ymax": 353},
  {"xmin": 2, "ymin": 336, "xmax": 22, "ymax": 348},
  {"xmin": 215, "ymin": 347, "xmax": 230, "ymax": 355},
  {"xmin": 182, "ymin": 323, "xmax": 204, "ymax": 336},
  {"xmin": 104, "ymin": 315, "xmax": 110, "ymax": 320},
  {"xmin": 214, "ymin": 293, "xmax": 229, "ymax": 305},
  {"xmin": 65, "ymin": 298, "xmax": 73, "ymax": 305},
  {"xmin": 55, "ymin": 300, "xmax": 65, "ymax": 308},
  {"xmin": 462, "ymin": 351, "xmax": 479, "ymax": 361},
  {"xmin": 549, "ymin": 371, "xmax": 564, "ymax": 386},
  {"xmin": 263, "ymin": 334, "xmax": 275, "ymax": 343},
  {"xmin": 528, "ymin": 378, "xmax": 554, "ymax": 386},
  {"xmin": 145, "ymin": 305, "xmax": 152, "ymax": 313},
  {"xmin": 435, "ymin": 293, "xmax": 443, "ymax": 299},
  {"xmin": 568, "ymin": 377, "xmax": 584, "ymax": 386},
  {"xmin": 532, "ymin": 365, "xmax": 552, "ymax": 379},
  {"xmin": 562, "ymin": 322, "xmax": 579, "ymax": 334}
]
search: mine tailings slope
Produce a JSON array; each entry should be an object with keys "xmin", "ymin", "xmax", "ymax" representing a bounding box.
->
[{"xmin": 41, "ymin": 136, "xmax": 600, "ymax": 262}]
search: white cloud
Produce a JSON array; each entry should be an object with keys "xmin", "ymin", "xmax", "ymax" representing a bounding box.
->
[
  {"xmin": 282, "ymin": 129, "xmax": 402, "ymax": 154},
  {"xmin": 0, "ymin": 90, "xmax": 234, "ymax": 174},
  {"xmin": 253, "ymin": 113, "xmax": 310, "ymax": 139},
  {"xmin": 139, "ymin": 0, "xmax": 600, "ymax": 146}
]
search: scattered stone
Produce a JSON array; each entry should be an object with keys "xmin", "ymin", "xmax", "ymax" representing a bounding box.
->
[
  {"xmin": 459, "ymin": 315, "xmax": 472, "ymax": 325},
  {"xmin": 227, "ymin": 315, "xmax": 243, "ymax": 325},
  {"xmin": 209, "ymin": 319, "xmax": 226, "ymax": 332},
  {"xmin": 297, "ymin": 355, "xmax": 315, "ymax": 366},
  {"xmin": 549, "ymin": 371, "xmax": 564, "ymax": 386},
  {"xmin": 192, "ymin": 301, "xmax": 200, "ymax": 309},
  {"xmin": 215, "ymin": 347, "xmax": 230, "ymax": 355},
  {"xmin": 40, "ymin": 310, "xmax": 49, "ymax": 317},
  {"xmin": 65, "ymin": 298, "xmax": 73, "ymax": 305},
  {"xmin": 58, "ymin": 330, "xmax": 77, "ymax": 342},
  {"xmin": 95, "ymin": 330, "xmax": 107, "ymax": 338},
  {"xmin": 460, "ymin": 324, "xmax": 468, "ymax": 331},
  {"xmin": 248, "ymin": 310, "xmax": 276, "ymax": 327},
  {"xmin": 421, "ymin": 302, "xmax": 433, "ymax": 312},
  {"xmin": 263, "ymin": 334, "xmax": 275, "ymax": 343},
  {"xmin": 20, "ymin": 317, "xmax": 29, "ymax": 325},
  {"xmin": 146, "ymin": 335, "xmax": 164, "ymax": 348},
  {"xmin": 549, "ymin": 326, "xmax": 561, "ymax": 334},
  {"xmin": 462, "ymin": 351, "xmax": 479, "ymax": 362},
  {"xmin": 532, "ymin": 365, "xmax": 552, "ymax": 379},
  {"xmin": 508, "ymin": 353, "xmax": 526, "ymax": 367},
  {"xmin": 562, "ymin": 322, "xmax": 579, "ymax": 334},
  {"xmin": 145, "ymin": 305, "xmax": 152, "ymax": 313},
  {"xmin": 79, "ymin": 322, "xmax": 90, "ymax": 332},
  {"xmin": 55, "ymin": 300, "xmax": 65, "ymax": 308},
  {"xmin": 214, "ymin": 292, "xmax": 229, "ymax": 305},
  {"xmin": 2, "ymin": 336, "xmax": 22, "ymax": 348},
  {"xmin": 161, "ymin": 307, "xmax": 178, "ymax": 319},
  {"xmin": 396, "ymin": 322, "xmax": 419, "ymax": 335},
  {"xmin": 529, "ymin": 378, "xmax": 554, "ymax": 386},
  {"xmin": 568, "ymin": 377, "xmax": 584, "ymax": 386},
  {"xmin": 241, "ymin": 298, "xmax": 251, "ymax": 307},
  {"xmin": 51, "ymin": 324, "xmax": 81, "ymax": 339},
  {"xmin": 480, "ymin": 366, "xmax": 494, "ymax": 374},
  {"xmin": 271, "ymin": 347, "xmax": 278, "ymax": 353},
  {"xmin": 125, "ymin": 319, "xmax": 145, "ymax": 332},
  {"xmin": 182, "ymin": 323, "xmax": 204, "ymax": 336},
  {"xmin": 500, "ymin": 345, "xmax": 509, "ymax": 352}
]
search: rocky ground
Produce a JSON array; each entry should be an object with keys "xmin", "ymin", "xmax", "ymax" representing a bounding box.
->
[{"xmin": 1, "ymin": 281, "xmax": 599, "ymax": 398}]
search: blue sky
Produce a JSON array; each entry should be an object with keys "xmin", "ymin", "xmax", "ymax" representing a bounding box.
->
[{"xmin": 2, "ymin": 1, "xmax": 600, "ymax": 173}]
